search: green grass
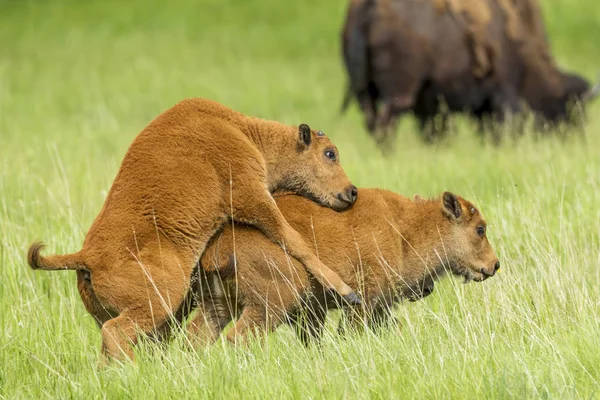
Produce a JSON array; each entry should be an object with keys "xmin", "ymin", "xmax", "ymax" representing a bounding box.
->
[{"xmin": 1, "ymin": 0, "xmax": 599, "ymax": 398}]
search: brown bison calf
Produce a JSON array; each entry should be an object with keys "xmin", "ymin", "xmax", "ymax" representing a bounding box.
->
[
  {"xmin": 27, "ymin": 98, "xmax": 359, "ymax": 361},
  {"xmin": 190, "ymin": 189, "xmax": 499, "ymax": 345}
]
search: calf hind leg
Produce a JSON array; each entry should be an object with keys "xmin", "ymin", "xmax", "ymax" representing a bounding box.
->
[
  {"xmin": 100, "ymin": 297, "xmax": 189, "ymax": 361},
  {"xmin": 76, "ymin": 270, "xmax": 116, "ymax": 328},
  {"xmin": 186, "ymin": 298, "xmax": 235, "ymax": 348},
  {"xmin": 93, "ymin": 249, "xmax": 193, "ymax": 362},
  {"xmin": 225, "ymin": 305, "xmax": 286, "ymax": 345}
]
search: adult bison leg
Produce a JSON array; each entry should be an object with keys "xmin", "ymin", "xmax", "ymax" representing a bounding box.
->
[
  {"xmin": 374, "ymin": 95, "xmax": 415, "ymax": 146},
  {"xmin": 355, "ymin": 82, "xmax": 379, "ymax": 134},
  {"xmin": 418, "ymin": 113, "xmax": 451, "ymax": 144},
  {"xmin": 484, "ymin": 87, "xmax": 522, "ymax": 145},
  {"xmin": 370, "ymin": 33, "xmax": 424, "ymax": 146},
  {"xmin": 229, "ymin": 186, "xmax": 360, "ymax": 305},
  {"xmin": 414, "ymin": 84, "xmax": 446, "ymax": 143},
  {"xmin": 499, "ymin": 90, "xmax": 524, "ymax": 143},
  {"xmin": 373, "ymin": 76, "xmax": 422, "ymax": 147}
]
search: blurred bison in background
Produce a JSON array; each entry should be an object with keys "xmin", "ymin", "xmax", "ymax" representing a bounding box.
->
[{"xmin": 340, "ymin": 0, "xmax": 599, "ymax": 146}]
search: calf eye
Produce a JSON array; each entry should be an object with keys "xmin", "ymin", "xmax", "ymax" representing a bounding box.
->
[
  {"xmin": 324, "ymin": 150, "xmax": 336, "ymax": 161},
  {"xmin": 476, "ymin": 225, "xmax": 485, "ymax": 237}
]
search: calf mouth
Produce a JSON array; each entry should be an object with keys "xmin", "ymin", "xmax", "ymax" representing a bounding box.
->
[
  {"xmin": 452, "ymin": 265, "xmax": 488, "ymax": 283},
  {"xmin": 331, "ymin": 196, "xmax": 353, "ymax": 211},
  {"xmin": 479, "ymin": 267, "xmax": 496, "ymax": 280},
  {"xmin": 331, "ymin": 185, "xmax": 357, "ymax": 211},
  {"xmin": 286, "ymin": 187, "xmax": 352, "ymax": 211},
  {"xmin": 286, "ymin": 187, "xmax": 337, "ymax": 210}
]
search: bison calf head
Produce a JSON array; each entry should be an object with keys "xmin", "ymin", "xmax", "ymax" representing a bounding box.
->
[
  {"xmin": 440, "ymin": 192, "xmax": 500, "ymax": 283},
  {"xmin": 281, "ymin": 124, "xmax": 357, "ymax": 212}
]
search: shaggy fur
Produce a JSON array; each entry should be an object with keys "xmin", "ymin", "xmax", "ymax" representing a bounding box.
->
[
  {"xmin": 187, "ymin": 189, "xmax": 500, "ymax": 346},
  {"xmin": 27, "ymin": 97, "xmax": 360, "ymax": 361}
]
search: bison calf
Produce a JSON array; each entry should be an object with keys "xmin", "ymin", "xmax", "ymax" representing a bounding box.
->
[
  {"xmin": 190, "ymin": 189, "xmax": 499, "ymax": 345},
  {"xmin": 27, "ymin": 98, "xmax": 359, "ymax": 361}
]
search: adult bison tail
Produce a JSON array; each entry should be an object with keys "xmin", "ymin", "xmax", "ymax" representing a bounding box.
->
[
  {"xmin": 27, "ymin": 242, "xmax": 88, "ymax": 271},
  {"xmin": 340, "ymin": 0, "xmax": 374, "ymax": 114}
]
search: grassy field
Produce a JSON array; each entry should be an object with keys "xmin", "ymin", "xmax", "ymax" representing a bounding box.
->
[{"xmin": 1, "ymin": 0, "xmax": 599, "ymax": 398}]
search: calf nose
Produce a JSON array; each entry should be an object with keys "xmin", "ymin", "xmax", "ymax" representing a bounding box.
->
[
  {"xmin": 481, "ymin": 261, "xmax": 500, "ymax": 279},
  {"xmin": 338, "ymin": 185, "xmax": 358, "ymax": 206}
]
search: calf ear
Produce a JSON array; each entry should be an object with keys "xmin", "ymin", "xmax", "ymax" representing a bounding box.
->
[
  {"xmin": 442, "ymin": 192, "xmax": 462, "ymax": 220},
  {"xmin": 298, "ymin": 124, "xmax": 312, "ymax": 148}
]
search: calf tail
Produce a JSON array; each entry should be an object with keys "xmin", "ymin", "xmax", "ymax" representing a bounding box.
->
[
  {"xmin": 340, "ymin": 0, "xmax": 374, "ymax": 114},
  {"xmin": 27, "ymin": 242, "xmax": 87, "ymax": 271}
]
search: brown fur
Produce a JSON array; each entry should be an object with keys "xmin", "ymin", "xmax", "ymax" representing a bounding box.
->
[
  {"xmin": 189, "ymin": 189, "xmax": 499, "ymax": 345},
  {"xmin": 27, "ymin": 98, "xmax": 360, "ymax": 361}
]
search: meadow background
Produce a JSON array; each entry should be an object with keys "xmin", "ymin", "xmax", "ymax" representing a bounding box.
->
[{"xmin": 1, "ymin": 0, "xmax": 599, "ymax": 398}]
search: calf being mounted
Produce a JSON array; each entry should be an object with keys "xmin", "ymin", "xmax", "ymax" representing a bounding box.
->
[{"xmin": 189, "ymin": 189, "xmax": 500, "ymax": 345}]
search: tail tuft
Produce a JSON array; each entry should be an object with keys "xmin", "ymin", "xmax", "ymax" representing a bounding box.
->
[
  {"xmin": 27, "ymin": 242, "xmax": 46, "ymax": 270},
  {"xmin": 26, "ymin": 242, "xmax": 86, "ymax": 271}
]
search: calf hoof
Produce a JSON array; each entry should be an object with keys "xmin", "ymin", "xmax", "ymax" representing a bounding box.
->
[{"xmin": 343, "ymin": 292, "xmax": 362, "ymax": 306}]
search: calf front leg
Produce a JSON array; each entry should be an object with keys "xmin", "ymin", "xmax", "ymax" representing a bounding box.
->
[
  {"xmin": 230, "ymin": 190, "xmax": 361, "ymax": 305},
  {"xmin": 186, "ymin": 268, "xmax": 235, "ymax": 348},
  {"xmin": 295, "ymin": 302, "xmax": 327, "ymax": 346}
]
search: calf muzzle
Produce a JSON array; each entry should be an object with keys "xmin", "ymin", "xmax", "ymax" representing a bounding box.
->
[
  {"xmin": 481, "ymin": 261, "xmax": 500, "ymax": 279},
  {"xmin": 337, "ymin": 185, "xmax": 358, "ymax": 207}
]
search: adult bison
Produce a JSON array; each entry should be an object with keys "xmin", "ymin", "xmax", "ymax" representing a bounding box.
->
[{"xmin": 340, "ymin": 0, "xmax": 599, "ymax": 145}]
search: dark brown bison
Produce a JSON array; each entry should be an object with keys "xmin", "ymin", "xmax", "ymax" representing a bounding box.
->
[{"xmin": 341, "ymin": 0, "xmax": 599, "ymax": 145}]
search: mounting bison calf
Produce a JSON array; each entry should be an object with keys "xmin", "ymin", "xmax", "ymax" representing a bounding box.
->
[
  {"xmin": 27, "ymin": 97, "xmax": 360, "ymax": 361},
  {"xmin": 341, "ymin": 0, "xmax": 599, "ymax": 145},
  {"xmin": 188, "ymin": 189, "xmax": 499, "ymax": 345}
]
